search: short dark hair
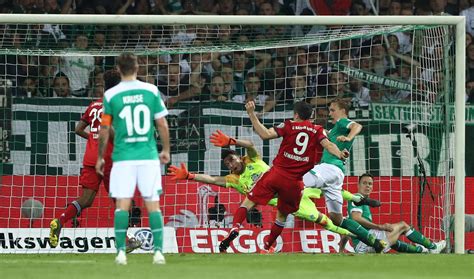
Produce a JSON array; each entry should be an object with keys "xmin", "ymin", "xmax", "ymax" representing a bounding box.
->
[
  {"xmin": 359, "ymin": 173, "xmax": 374, "ymax": 182},
  {"xmin": 54, "ymin": 72, "xmax": 69, "ymax": 84},
  {"xmin": 293, "ymin": 101, "xmax": 313, "ymax": 120},
  {"xmin": 117, "ymin": 52, "xmax": 138, "ymax": 76},
  {"xmin": 104, "ymin": 69, "xmax": 121, "ymax": 90},
  {"xmin": 221, "ymin": 149, "xmax": 237, "ymax": 160},
  {"xmin": 330, "ymin": 98, "xmax": 350, "ymax": 115}
]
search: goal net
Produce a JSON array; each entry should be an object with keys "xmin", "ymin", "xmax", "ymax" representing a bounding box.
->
[{"xmin": 0, "ymin": 15, "xmax": 467, "ymax": 254}]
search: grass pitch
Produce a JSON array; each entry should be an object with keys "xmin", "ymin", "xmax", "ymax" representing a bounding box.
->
[{"xmin": 1, "ymin": 253, "xmax": 472, "ymax": 279}]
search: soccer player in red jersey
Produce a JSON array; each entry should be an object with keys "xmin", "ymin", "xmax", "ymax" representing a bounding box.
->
[
  {"xmin": 49, "ymin": 70, "xmax": 121, "ymax": 248},
  {"xmin": 219, "ymin": 101, "xmax": 349, "ymax": 253}
]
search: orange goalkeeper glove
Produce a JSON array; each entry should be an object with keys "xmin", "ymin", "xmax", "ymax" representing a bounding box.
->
[
  {"xmin": 167, "ymin": 163, "xmax": 196, "ymax": 180},
  {"xmin": 210, "ymin": 129, "xmax": 236, "ymax": 147}
]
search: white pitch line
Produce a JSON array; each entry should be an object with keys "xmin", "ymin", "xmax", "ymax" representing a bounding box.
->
[{"xmin": 0, "ymin": 260, "xmax": 97, "ymax": 264}]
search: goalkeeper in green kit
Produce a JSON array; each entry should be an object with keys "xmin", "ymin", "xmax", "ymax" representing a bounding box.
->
[{"xmin": 168, "ymin": 129, "xmax": 380, "ymax": 245}]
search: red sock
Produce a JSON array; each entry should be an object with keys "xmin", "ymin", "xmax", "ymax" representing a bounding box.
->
[
  {"xmin": 58, "ymin": 203, "xmax": 78, "ymax": 226},
  {"xmin": 264, "ymin": 220, "xmax": 285, "ymax": 250},
  {"xmin": 232, "ymin": 207, "xmax": 248, "ymax": 229}
]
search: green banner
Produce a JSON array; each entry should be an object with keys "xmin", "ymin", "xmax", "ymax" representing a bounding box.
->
[
  {"xmin": 333, "ymin": 63, "xmax": 411, "ymax": 91},
  {"xmin": 2, "ymin": 99, "xmax": 473, "ymax": 176}
]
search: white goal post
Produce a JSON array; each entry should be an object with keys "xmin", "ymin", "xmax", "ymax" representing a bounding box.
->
[{"xmin": 0, "ymin": 14, "xmax": 466, "ymax": 254}]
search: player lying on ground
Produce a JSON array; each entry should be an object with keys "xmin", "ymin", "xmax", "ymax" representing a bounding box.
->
[
  {"xmin": 340, "ymin": 173, "xmax": 446, "ymax": 254},
  {"xmin": 169, "ymin": 130, "xmax": 378, "ymax": 236},
  {"xmin": 303, "ymin": 98, "xmax": 387, "ymax": 252},
  {"xmin": 215, "ymin": 101, "xmax": 350, "ymax": 253},
  {"xmin": 49, "ymin": 70, "xmax": 141, "ymax": 253}
]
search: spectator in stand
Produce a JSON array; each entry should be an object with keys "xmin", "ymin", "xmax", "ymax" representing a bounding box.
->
[
  {"xmin": 206, "ymin": 75, "xmax": 229, "ymax": 102},
  {"xmin": 60, "ymin": 33, "xmax": 95, "ymax": 97},
  {"xmin": 259, "ymin": 1, "xmax": 275, "ymax": 15},
  {"xmin": 430, "ymin": 0, "xmax": 450, "ymax": 14},
  {"xmin": 38, "ymin": 56, "xmax": 60, "ymax": 97},
  {"xmin": 158, "ymin": 63, "xmax": 201, "ymax": 107},
  {"xmin": 220, "ymin": 64, "xmax": 235, "ymax": 97},
  {"xmin": 349, "ymin": 78, "xmax": 371, "ymax": 108},
  {"xmin": 314, "ymin": 107, "xmax": 330, "ymax": 127},
  {"xmin": 15, "ymin": 77, "xmax": 43, "ymax": 97},
  {"xmin": 369, "ymin": 84, "xmax": 385, "ymax": 103},
  {"xmin": 350, "ymin": 0, "xmax": 370, "ymax": 15},
  {"xmin": 461, "ymin": 0, "xmax": 474, "ymax": 36},
  {"xmin": 217, "ymin": 0, "xmax": 236, "ymax": 15},
  {"xmin": 388, "ymin": 0, "xmax": 403, "ymax": 15},
  {"xmin": 468, "ymin": 43, "xmax": 474, "ymax": 81},
  {"xmin": 467, "ymin": 79, "xmax": 474, "ymax": 103},
  {"xmin": 311, "ymin": 71, "xmax": 350, "ymax": 107},
  {"xmin": 232, "ymin": 73, "xmax": 268, "ymax": 106},
  {"xmin": 52, "ymin": 72, "xmax": 71, "ymax": 97}
]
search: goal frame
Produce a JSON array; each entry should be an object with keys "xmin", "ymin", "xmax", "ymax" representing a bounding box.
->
[{"xmin": 0, "ymin": 14, "xmax": 466, "ymax": 254}]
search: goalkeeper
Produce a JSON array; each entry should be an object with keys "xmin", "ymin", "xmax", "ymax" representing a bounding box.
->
[{"xmin": 168, "ymin": 129, "xmax": 379, "ymax": 238}]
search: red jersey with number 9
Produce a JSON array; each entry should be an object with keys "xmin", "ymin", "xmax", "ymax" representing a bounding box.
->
[
  {"xmin": 81, "ymin": 100, "xmax": 113, "ymax": 167},
  {"xmin": 272, "ymin": 119, "xmax": 327, "ymax": 179}
]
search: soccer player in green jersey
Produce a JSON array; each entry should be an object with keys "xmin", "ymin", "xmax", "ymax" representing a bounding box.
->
[
  {"xmin": 341, "ymin": 173, "xmax": 446, "ymax": 253},
  {"xmin": 168, "ymin": 130, "xmax": 378, "ymax": 245},
  {"xmin": 96, "ymin": 53, "xmax": 171, "ymax": 265},
  {"xmin": 303, "ymin": 98, "xmax": 387, "ymax": 252}
]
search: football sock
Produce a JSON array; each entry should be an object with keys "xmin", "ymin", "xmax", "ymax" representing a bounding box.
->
[
  {"xmin": 319, "ymin": 214, "xmax": 353, "ymax": 236},
  {"xmin": 149, "ymin": 211, "xmax": 164, "ymax": 252},
  {"xmin": 405, "ymin": 227, "xmax": 436, "ymax": 249},
  {"xmin": 232, "ymin": 206, "xmax": 248, "ymax": 229},
  {"xmin": 391, "ymin": 240, "xmax": 423, "ymax": 253},
  {"xmin": 341, "ymin": 218, "xmax": 376, "ymax": 246},
  {"xmin": 114, "ymin": 210, "xmax": 129, "ymax": 252},
  {"xmin": 341, "ymin": 190, "xmax": 354, "ymax": 202},
  {"xmin": 264, "ymin": 219, "xmax": 285, "ymax": 250},
  {"xmin": 59, "ymin": 201, "xmax": 81, "ymax": 226}
]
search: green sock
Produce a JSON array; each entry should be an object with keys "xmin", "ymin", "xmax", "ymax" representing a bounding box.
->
[
  {"xmin": 391, "ymin": 240, "xmax": 423, "ymax": 253},
  {"xmin": 341, "ymin": 218, "xmax": 375, "ymax": 246},
  {"xmin": 114, "ymin": 210, "xmax": 129, "ymax": 252},
  {"xmin": 320, "ymin": 214, "xmax": 354, "ymax": 236},
  {"xmin": 405, "ymin": 227, "xmax": 436, "ymax": 249},
  {"xmin": 149, "ymin": 211, "xmax": 164, "ymax": 252}
]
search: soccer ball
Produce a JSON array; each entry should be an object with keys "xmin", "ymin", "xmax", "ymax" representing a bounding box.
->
[{"xmin": 21, "ymin": 198, "xmax": 44, "ymax": 219}]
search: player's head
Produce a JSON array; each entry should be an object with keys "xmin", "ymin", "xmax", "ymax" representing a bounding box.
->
[
  {"xmin": 293, "ymin": 101, "xmax": 313, "ymax": 121},
  {"xmin": 104, "ymin": 69, "xmax": 121, "ymax": 91},
  {"xmin": 222, "ymin": 149, "xmax": 244, "ymax": 175},
  {"xmin": 358, "ymin": 173, "xmax": 374, "ymax": 196},
  {"xmin": 328, "ymin": 98, "xmax": 350, "ymax": 123},
  {"xmin": 117, "ymin": 52, "xmax": 139, "ymax": 78}
]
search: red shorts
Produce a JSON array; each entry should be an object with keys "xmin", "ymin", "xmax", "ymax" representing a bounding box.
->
[
  {"xmin": 247, "ymin": 168, "xmax": 303, "ymax": 215},
  {"xmin": 80, "ymin": 165, "xmax": 112, "ymax": 192}
]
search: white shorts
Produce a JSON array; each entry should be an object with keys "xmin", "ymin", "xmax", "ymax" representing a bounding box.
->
[
  {"xmin": 354, "ymin": 229, "xmax": 392, "ymax": 253},
  {"xmin": 110, "ymin": 160, "xmax": 162, "ymax": 201},
  {"xmin": 302, "ymin": 163, "xmax": 344, "ymax": 214}
]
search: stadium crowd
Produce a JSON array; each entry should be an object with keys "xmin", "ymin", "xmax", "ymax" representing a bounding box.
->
[{"xmin": 1, "ymin": 0, "xmax": 474, "ymax": 109}]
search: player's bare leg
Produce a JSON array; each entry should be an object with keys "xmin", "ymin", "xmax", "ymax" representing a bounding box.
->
[
  {"xmin": 49, "ymin": 188, "xmax": 97, "ymax": 248},
  {"xmin": 219, "ymin": 198, "xmax": 256, "ymax": 252},
  {"xmin": 144, "ymin": 200, "xmax": 166, "ymax": 264}
]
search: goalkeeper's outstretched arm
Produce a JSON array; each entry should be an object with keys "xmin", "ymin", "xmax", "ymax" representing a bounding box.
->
[{"xmin": 167, "ymin": 163, "xmax": 226, "ymax": 187}]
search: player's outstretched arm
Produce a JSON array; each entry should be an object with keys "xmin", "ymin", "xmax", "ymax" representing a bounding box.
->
[
  {"xmin": 337, "ymin": 122, "xmax": 363, "ymax": 142},
  {"xmin": 75, "ymin": 120, "xmax": 89, "ymax": 139},
  {"xmin": 245, "ymin": 101, "xmax": 278, "ymax": 140},
  {"xmin": 168, "ymin": 163, "xmax": 226, "ymax": 187},
  {"xmin": 210, "ymin": 130, "xmax": 258, "ymax": 158},
  {"xmin": 320, "ymin": 138, "xmax": 349, "ymax": 160},
  {"xmin": 155, "ymin": 117, "xmax": 170, "ymax": 164}
]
